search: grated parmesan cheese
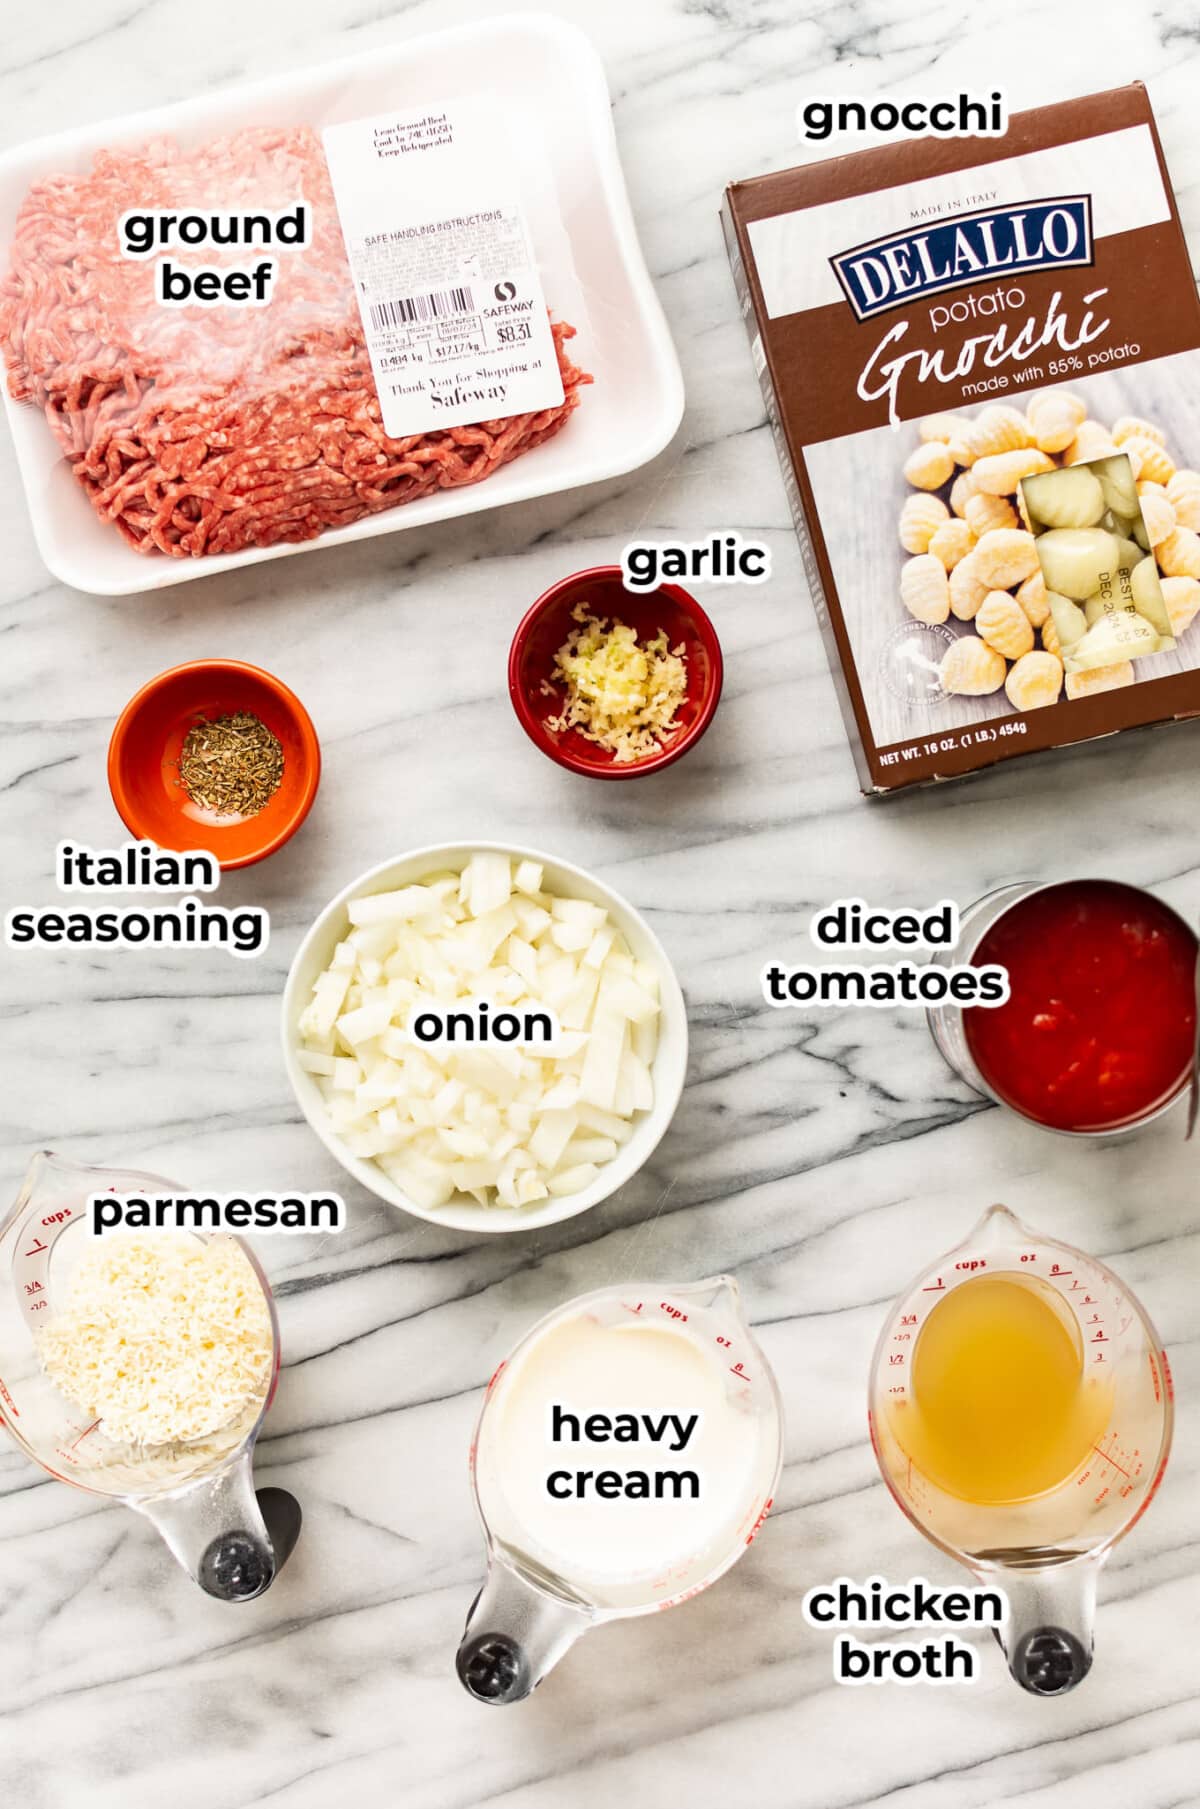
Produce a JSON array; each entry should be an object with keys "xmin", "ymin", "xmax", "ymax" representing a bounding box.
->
[
  {"xmin": 545, "ymin": 602, "xmax": 687, "ymax": 762},
  {"xmin": 35, "ymin": 1235, "xmax": 274, "ymax": 1449}
]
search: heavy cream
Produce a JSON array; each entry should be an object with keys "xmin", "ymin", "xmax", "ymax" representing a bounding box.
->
[{"xmin": 478, "ymin": 1310, "xmax": 763, "ymax": 1588}]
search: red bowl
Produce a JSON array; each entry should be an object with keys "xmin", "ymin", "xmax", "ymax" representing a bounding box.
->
[
  {"xmin": 107, "ymin": 660, "xmax": 320, "ymax": 870},
  {"xmin": 508, "ymin": 566, "xmax": 723, "ymax": 779}
]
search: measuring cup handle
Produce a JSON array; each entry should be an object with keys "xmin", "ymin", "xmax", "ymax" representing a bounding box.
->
[
  {"xmin": 456, "ymin": 1564, "xmax": 592, "ymax": 1705},
  {"xmin": 1005, "ymin": 1625, "xmax": 1093, "ymax": 1695},
  {"xmin": 456, "ymin": 1617, "xmax": 532, "ymax": 1705},
  {"xmin": 988, "ymin": 1555, "xmax": 1099, "ymax": 1697},
  {"xmin": 198, "ymin": 1487, "xmax": 303, "ymax": 1602},
  {"xmin": 136, "ymin": 1453, "xmax": 301, "ymax": 1602}
]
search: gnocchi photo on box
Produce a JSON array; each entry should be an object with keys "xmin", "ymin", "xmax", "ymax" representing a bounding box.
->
[
  {"xmin": 1021, "ymin": 455, "xmax": 1175, "ymax": 676},
  {"xmin": 723, "ymin": 84, "xmax": 1200, "ymax": 792}
]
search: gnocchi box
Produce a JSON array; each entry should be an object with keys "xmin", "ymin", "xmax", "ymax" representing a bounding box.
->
[{"xmin": 722, "ymin": 84, "xmax": 1200, "ymax": 794}]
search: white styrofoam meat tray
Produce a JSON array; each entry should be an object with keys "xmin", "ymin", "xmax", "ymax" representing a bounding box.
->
[{"xmin": 0, "ymin": 13, "xmax": 684, "ymax": 595}]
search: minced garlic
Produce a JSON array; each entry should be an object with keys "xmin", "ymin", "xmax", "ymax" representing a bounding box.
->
[{"xmin": 545, "ymin": 602, "xmax": 688, "ymax": 763}]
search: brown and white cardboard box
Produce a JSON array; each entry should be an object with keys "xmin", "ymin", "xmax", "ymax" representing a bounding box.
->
[{"xmin": 723, "ymin": 85, "xmax": 1200, "ymax": 794}]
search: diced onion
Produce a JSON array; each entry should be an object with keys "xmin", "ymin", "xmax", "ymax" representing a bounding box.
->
[{"xmin": 297, "ymin": 853, "xmax": 661, "ymax": 1209}]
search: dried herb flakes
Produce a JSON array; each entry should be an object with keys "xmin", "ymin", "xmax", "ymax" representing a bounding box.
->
[{"xmin": 177, "ymin": 712, "xmax": 284, "ymax": 818}]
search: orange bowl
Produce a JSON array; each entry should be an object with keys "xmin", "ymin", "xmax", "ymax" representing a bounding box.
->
[{"xmin": 107, "ymin": 661, "xmax": 320, "ymax": 870}]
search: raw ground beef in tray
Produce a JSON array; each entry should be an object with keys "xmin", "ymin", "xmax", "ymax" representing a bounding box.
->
[{"xmin": 0, "ymin": 125, "xmax": 590, "ymax": 557}]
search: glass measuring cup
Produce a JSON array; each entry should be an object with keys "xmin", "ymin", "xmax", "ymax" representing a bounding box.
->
[
  {"xmin": 457, "ymin": 1276, "xmax": 783, "ymax": 1703},
  {"xmin": 927, "ymin": 879, "xmax": 1197, "ymax": 1137},
  {"xmin": 0, "ymin": 1151, "xmax": 301, "ymax": 1600},
  {"xmin": 869, "ymin": 1204, "xmax": 1172, "ymax": 1694}
]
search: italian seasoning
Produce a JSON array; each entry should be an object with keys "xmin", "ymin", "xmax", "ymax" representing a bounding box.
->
[{"xmin": 177, "ymin": 711, "xmax": 284, "ymax": 818}]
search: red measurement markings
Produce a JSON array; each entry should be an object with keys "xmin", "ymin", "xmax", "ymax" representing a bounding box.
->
[
  {"xmin": 23, "ymin": 1236, "xmax": 48, "ymax": 1259},
  {"xmin": 664, "ymin": 1582, "xmax": 708, "ymax": 1608},
  {"xmin": 0, "ymin": 1379, "xmax": 19, "ymax": 1418},
  {"xmin": 1091, "ymin": 1433, "xmax": 1143, "ymax": 1502},
  {"xmin": 70, "ymin": 1420, "xmax": 101, "ymax": 1451},
  {"xmin": 730, "ymin": 1361, "xmax": 750, "ymax": 1380},
  {"xmin": 922, "ymin": 1277, "xmax": 946, "ymax": 1292},
  {"xmin": 745, "ymin": 1497, "xmax": 773, "ymax": 1545}
]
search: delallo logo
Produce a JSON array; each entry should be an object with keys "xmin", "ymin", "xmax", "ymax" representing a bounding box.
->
[{"xmin": 830, "ymin": 196, "xmax": 1094, "ymax": 322}]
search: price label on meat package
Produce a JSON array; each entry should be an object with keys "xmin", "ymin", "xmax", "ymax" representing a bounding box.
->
[{"xmin": 322, "ymin": 102, "xmax": 564, "ymax": 436}]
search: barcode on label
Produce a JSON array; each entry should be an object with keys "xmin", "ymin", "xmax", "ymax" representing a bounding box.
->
[{"xmin": 368, "ymin": 286, "xmax": 475, "ymax": 330}]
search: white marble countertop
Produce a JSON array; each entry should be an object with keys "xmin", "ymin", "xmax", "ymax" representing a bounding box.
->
[{"xmin": 3, "ymin": 1, "xmax": 1200, "ymax": 1805}]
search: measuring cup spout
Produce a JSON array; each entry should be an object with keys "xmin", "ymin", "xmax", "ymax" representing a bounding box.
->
[
  {"xmin": 4, "ymin": 1149, "xmax": 188, "ymax": 1239},
  {"xmin": 3, "ymin": 1151, "xmax": 77, "ymax": 1238},
  {"xmin": 978, "ymin": 1552, "xmax": 1098, "ymax": 1696},
  {"xmin": 456, "ymin": 1559, "xmax": 592, "ymax": 1705},
  {"xmin": 971, "ymin": 1203, "xmax": 1031, "ymax": 1247},
  {"xmin": 135, "ymin": 1447, "xmax": 301, "ymax": 1602},
  {"xmin": 672, "ymin": 1274, "xmax": 749, "ymax": 1340},
  {"xmin": 679, "ymin": 1274, "xmax": 739, "ymax": 1311}
]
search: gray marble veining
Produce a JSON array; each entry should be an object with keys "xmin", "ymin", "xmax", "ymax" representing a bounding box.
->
[{"xmin": 2, "ymin": 1, "xmax": 1200, "ymax": 1805}]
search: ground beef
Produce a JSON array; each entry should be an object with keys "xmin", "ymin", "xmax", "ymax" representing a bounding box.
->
[{"xmin": 0, "ymin": 125, "xmax": 590, "ymax": 557}]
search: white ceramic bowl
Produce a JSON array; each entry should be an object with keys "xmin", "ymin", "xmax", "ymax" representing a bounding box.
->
[
  {"xmin": 282, "ymin": 843, "xmax": 688, "ymax": 1234},
  {"xmin": 0, "ymin": 15, "xmax": 683, "ymax": 595}
]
